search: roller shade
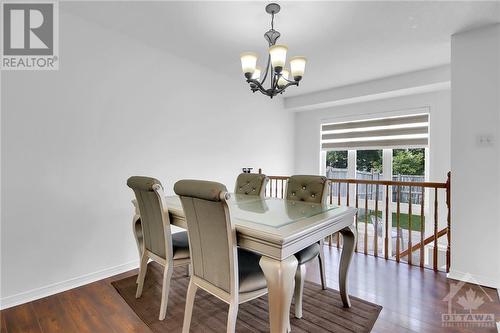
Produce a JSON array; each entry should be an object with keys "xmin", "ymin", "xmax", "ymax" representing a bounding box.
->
[{"xmin": 321, "ymin": 114, "xmax": 429, "ymax": 150}]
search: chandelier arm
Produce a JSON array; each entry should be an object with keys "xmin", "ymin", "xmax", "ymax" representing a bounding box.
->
[
  {"xmin": 283, "ymin": 77, "xmax": 298, "ymax": 84},
  {"xmin": 260, "ymin": 55, "xmax": 271, "ymax": 85},
  {"xmin": 276, "ymin": 81, "xmax": 299, "ymax": 94},
  {"xmin": 271, "ymin": 71, "xmax": 278, "ymax": 92},
  {"xmin": 247, "ymin": 78, "xmax": 268, "ymax": 94}
]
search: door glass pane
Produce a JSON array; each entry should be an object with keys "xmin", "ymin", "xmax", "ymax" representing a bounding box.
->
[
  {"xmin": 356, "ymin": 149, "xmax": 383, "ymax": 182},
  {"xmin": 355, "ymin": 150, "xmax": 383, "ymax": 255},
  {"xmin": 392, "ymin": 148, "xmax": 425, "ymax": 204},
  {"xmin": 391, "ymin": 148, "xmax": 426, "ymax": 263},
  {"xmin": 326, "ymin": 150, "xmax": 347, "ymax": 179}
]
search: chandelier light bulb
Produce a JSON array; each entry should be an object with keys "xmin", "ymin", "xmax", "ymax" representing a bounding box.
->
[
  {"xmin": 269, "ymin": 45, "xmax": 288, "ymax": 73},
  {"xmin": 277, "ymin": 68, "xmax": 289, "ymax": 88},
  {"xmin": 290, "ymin": 56, "xmax": 306, "ymax": 81},
  {"xmin": 251, "ymin": 67, "xmax": 262, "ymax": 80},
  {"xmin": 240, "ymin": 52, "xmax": 258, "ymax": 78}
]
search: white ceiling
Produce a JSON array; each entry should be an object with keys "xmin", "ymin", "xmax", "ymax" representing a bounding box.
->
[{"xmin": 63, "ymin": 1, "xmax": 500, "ymax": 96}]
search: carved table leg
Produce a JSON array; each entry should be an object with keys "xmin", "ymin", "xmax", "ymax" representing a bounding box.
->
[
  {"xmin": 260, "ymin": 255, "xmax": 298, "ymax": 333},
  {"xmin": 339, "ymin": 224, "xmax": 357, "ymax": 307}
]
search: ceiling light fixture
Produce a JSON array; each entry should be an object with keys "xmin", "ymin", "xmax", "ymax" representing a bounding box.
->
[{"xmin": 240, "ymin": 3, "xmax": 306, "ymax": 99}]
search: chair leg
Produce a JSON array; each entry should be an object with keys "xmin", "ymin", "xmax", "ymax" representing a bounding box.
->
[
  {"xmin": 318, "ymin": 241, "xmax": 327, "ymax": 290},
  {"xmin": 226, "ymin": 302, "xmax": 239, "ymax": 333},
  {"xmin": 182, "ymin": 279, "xmax": 198, "ymax": 333},
  {"xmin": 293, "ymin": 264, "xmax": 306, "ymax": 318},
  {"xmin": 135, "ymin": 252, "xmax": 148, "ymax": 298},
  {"xmin": 159, "ymin": 264, "xmax": 173, "ymax": 320}
]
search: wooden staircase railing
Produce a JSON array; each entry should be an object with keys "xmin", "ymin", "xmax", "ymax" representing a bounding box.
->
[{"xmin": 261, "ymin": 171, "xmax": 451, "ymax": 272}]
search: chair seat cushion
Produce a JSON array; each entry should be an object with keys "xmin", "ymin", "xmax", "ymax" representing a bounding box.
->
[
  {"xmin": 294, "ymin": 243, "xmax": 320, "ymax": 264},
  {"xmin": 172, "ymin": 231, "xmax": 190, "ymax": 260},
  {"xmin": 238, "ymin": 249, "xmax": 267, "ymax": 293}
]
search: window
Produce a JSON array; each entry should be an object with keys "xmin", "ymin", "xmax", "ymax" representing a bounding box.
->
[
  {"xmin": 321, "ymin": 113, "xmax": 429, "ymax": 185},
  {"xmin": 356, "ymin": 149, "xmax": 382, "ymax": 175},
  {"xmin": 392, "ymin": 148, "xmax": 425, "ymax": 232},
  {"xmin": 392, "ymin": 148, "xmax": 425, "ymax": 177},
  {"xmin": 326, "ymin": 150, "xmax": 347, "ymax": 179},
  {"xmin": 321, "ymin": 113, "xmax": 429, "ymax": 257}
]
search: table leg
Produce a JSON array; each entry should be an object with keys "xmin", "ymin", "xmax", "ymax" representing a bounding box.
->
[
  {"xmin": 260, "ymin": 255, "xmax": 298, "ymax": 333},
  {"xmin": 339, "ymin": 224, "xmax": 357, "ymax": 307}
]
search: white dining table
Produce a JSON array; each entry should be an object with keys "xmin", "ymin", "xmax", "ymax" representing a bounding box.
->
[{"xmin": 132, "ymin": 194, "xmax": 357, "ymax": 333}]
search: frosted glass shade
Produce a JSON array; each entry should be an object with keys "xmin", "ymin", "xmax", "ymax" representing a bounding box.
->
[
  {"xmin": 240, "ymin": 52, "xmax": 258, "ymax": 77},
  {"xmin": 251, "ymin": 67, "xmax": 261, "ymax": 80},
  {"xmin": 269, "ymin": 45, "xmax": 288, "ymax": 72},
  {"xmin": 290, "ymin": 56, "xmax": 306, "ymax": 81},
  {"xmin": 277, "ymin": 69, "xmax": 289, "ymax": 88}
]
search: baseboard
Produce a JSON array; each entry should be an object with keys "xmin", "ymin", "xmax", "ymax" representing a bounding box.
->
[
  {"xmin": 0, "ymin": 260, "xmax": 139, "ymax": 310},
  {"xmin": 447, "ymin": 269, "xmax": 500, "ymax": 289}
]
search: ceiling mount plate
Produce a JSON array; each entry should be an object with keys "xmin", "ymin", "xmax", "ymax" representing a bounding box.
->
[{"xmin": 265, "ymin": 3, "xmax": 281, "ymax": 15}]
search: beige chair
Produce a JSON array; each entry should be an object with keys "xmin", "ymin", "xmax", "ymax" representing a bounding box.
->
[
  {"xmin": 127, "ymin": 176, "xmax": 191, "ymax": 320},
  {"xmin": 234, "ymin": 172, "xmax": 269, "ymax": 196},
  {"xmin": 174, "ymin": 180, "xmax": 268, "ymax": 333},
  {"xmin": 286, "ymin": 175, "xmax": 329, "ymax": 318}
]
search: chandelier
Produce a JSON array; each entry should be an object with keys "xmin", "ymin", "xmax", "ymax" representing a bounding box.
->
[{"xmin": 240, "ymin": 3, "xmax": 306, "ymax": 98}]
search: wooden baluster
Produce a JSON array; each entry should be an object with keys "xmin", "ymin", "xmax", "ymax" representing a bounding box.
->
[
  {"xmin": 336, "ymin": 182, "xmax": 341, "ymax": 248},
  {"xmin": 408, "ymin": 186, "xmax": 413, "ymax": 265},
  {"xmin": 374, "ymin": 184, "xmax": 379, "ymax": 257},
  {"xmin": 433, "ymin": 187, "xmax": 438, "ymax": 271},
  {"xmin": 329, "ymin": 182, "xmax": 333, "ymax": 246},
  {"xmin": 355, "ymin": 183, "xmax": 359, "ymax": 252},
  {"xmin": 396, "ymin": 185, "xmax": 401, "ymax": 263},
  {"xmin": 329, "ymin": 181, "xmax": 333, "ymax": 204},
  {"xmin": 346, "ymin": 183, "xmax": 350, "ymax": 206},
  {"xmin": 281, "ymin": 179, "xmax": 284, "ymax": 198},
  {"xmin": 420, "ymin": 187, "xmax": 425, "ymax": 268},
  {"xmin": 337, "ymin": 181, "xmax": 341, "ymax": 205},
  {"xmin": 384, "ymin": 184, "xmax": 389, "ymax": 260},
  {"xmin": 364, "ymin": 183, "xmax": 369, "ymax": 255},
  {"xmin": 446, "ymin": 172, "xmax": 451, "ymax": 273}
]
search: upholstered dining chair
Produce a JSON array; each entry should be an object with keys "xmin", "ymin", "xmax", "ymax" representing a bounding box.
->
[
  {"xmin": 127, "ymin": 176, "xmax": 191, "ymax": 321},
  {"xmin": 234, "ymin": 172, "xmax": 269, "ymax": 196},
  {"xmin": 174, "ymin": 180, "xmax": 268, "ymax": 333},
  {"xmin": 286, "ymin": 175, "xmax": 329, "ymax": 318}
]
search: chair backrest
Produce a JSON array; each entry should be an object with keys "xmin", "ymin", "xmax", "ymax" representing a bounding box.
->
[
  {"xmin": 285, "ymin": 175, "xmax": 329, "ymax": 204},
  {"xmin": 174, "ymin": 180, "xmax": 237, "ymax": 294},
  {"xmin": 127, "ymin": 176, "xmax": 173, "ymax": 260},
  {"xmin": 234, "ymin": 173, "xmax": 269, "ymax": 197}
]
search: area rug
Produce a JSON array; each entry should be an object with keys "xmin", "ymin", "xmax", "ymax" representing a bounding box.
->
[{"xmin": 112, "ymin": 262, "xmax": 382, "ymax": 332}]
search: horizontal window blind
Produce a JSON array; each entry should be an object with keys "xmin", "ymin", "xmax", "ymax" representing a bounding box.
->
[{"xmin": 321, "ymin": 114, "xmax": 429, "ymax": 150}]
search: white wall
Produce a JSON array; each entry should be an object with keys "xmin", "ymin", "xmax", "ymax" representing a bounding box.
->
[
  {"xmin": 293, "ymin": 90, "xmax": 451, "ymax": 184},
  {"xmin": 0, "ymin": 9, "xmax": 294, "ymax": 308},
  {"xmin": 285, "ymin": 65, "xmax": 450, "ymax": 112},
  {"xmin": 450, "ymin": 24, "xmax": 500, "ymax": 288}
]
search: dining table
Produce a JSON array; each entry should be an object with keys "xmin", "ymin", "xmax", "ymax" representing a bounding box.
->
[{"xmin": 132, "ymin": 194, "xmax": 357, "ymax": 333}]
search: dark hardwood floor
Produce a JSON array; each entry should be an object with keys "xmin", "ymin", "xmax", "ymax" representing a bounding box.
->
[{"xmin": 2, "ymin": 247, "xmax": 499, "ymax": 333}]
